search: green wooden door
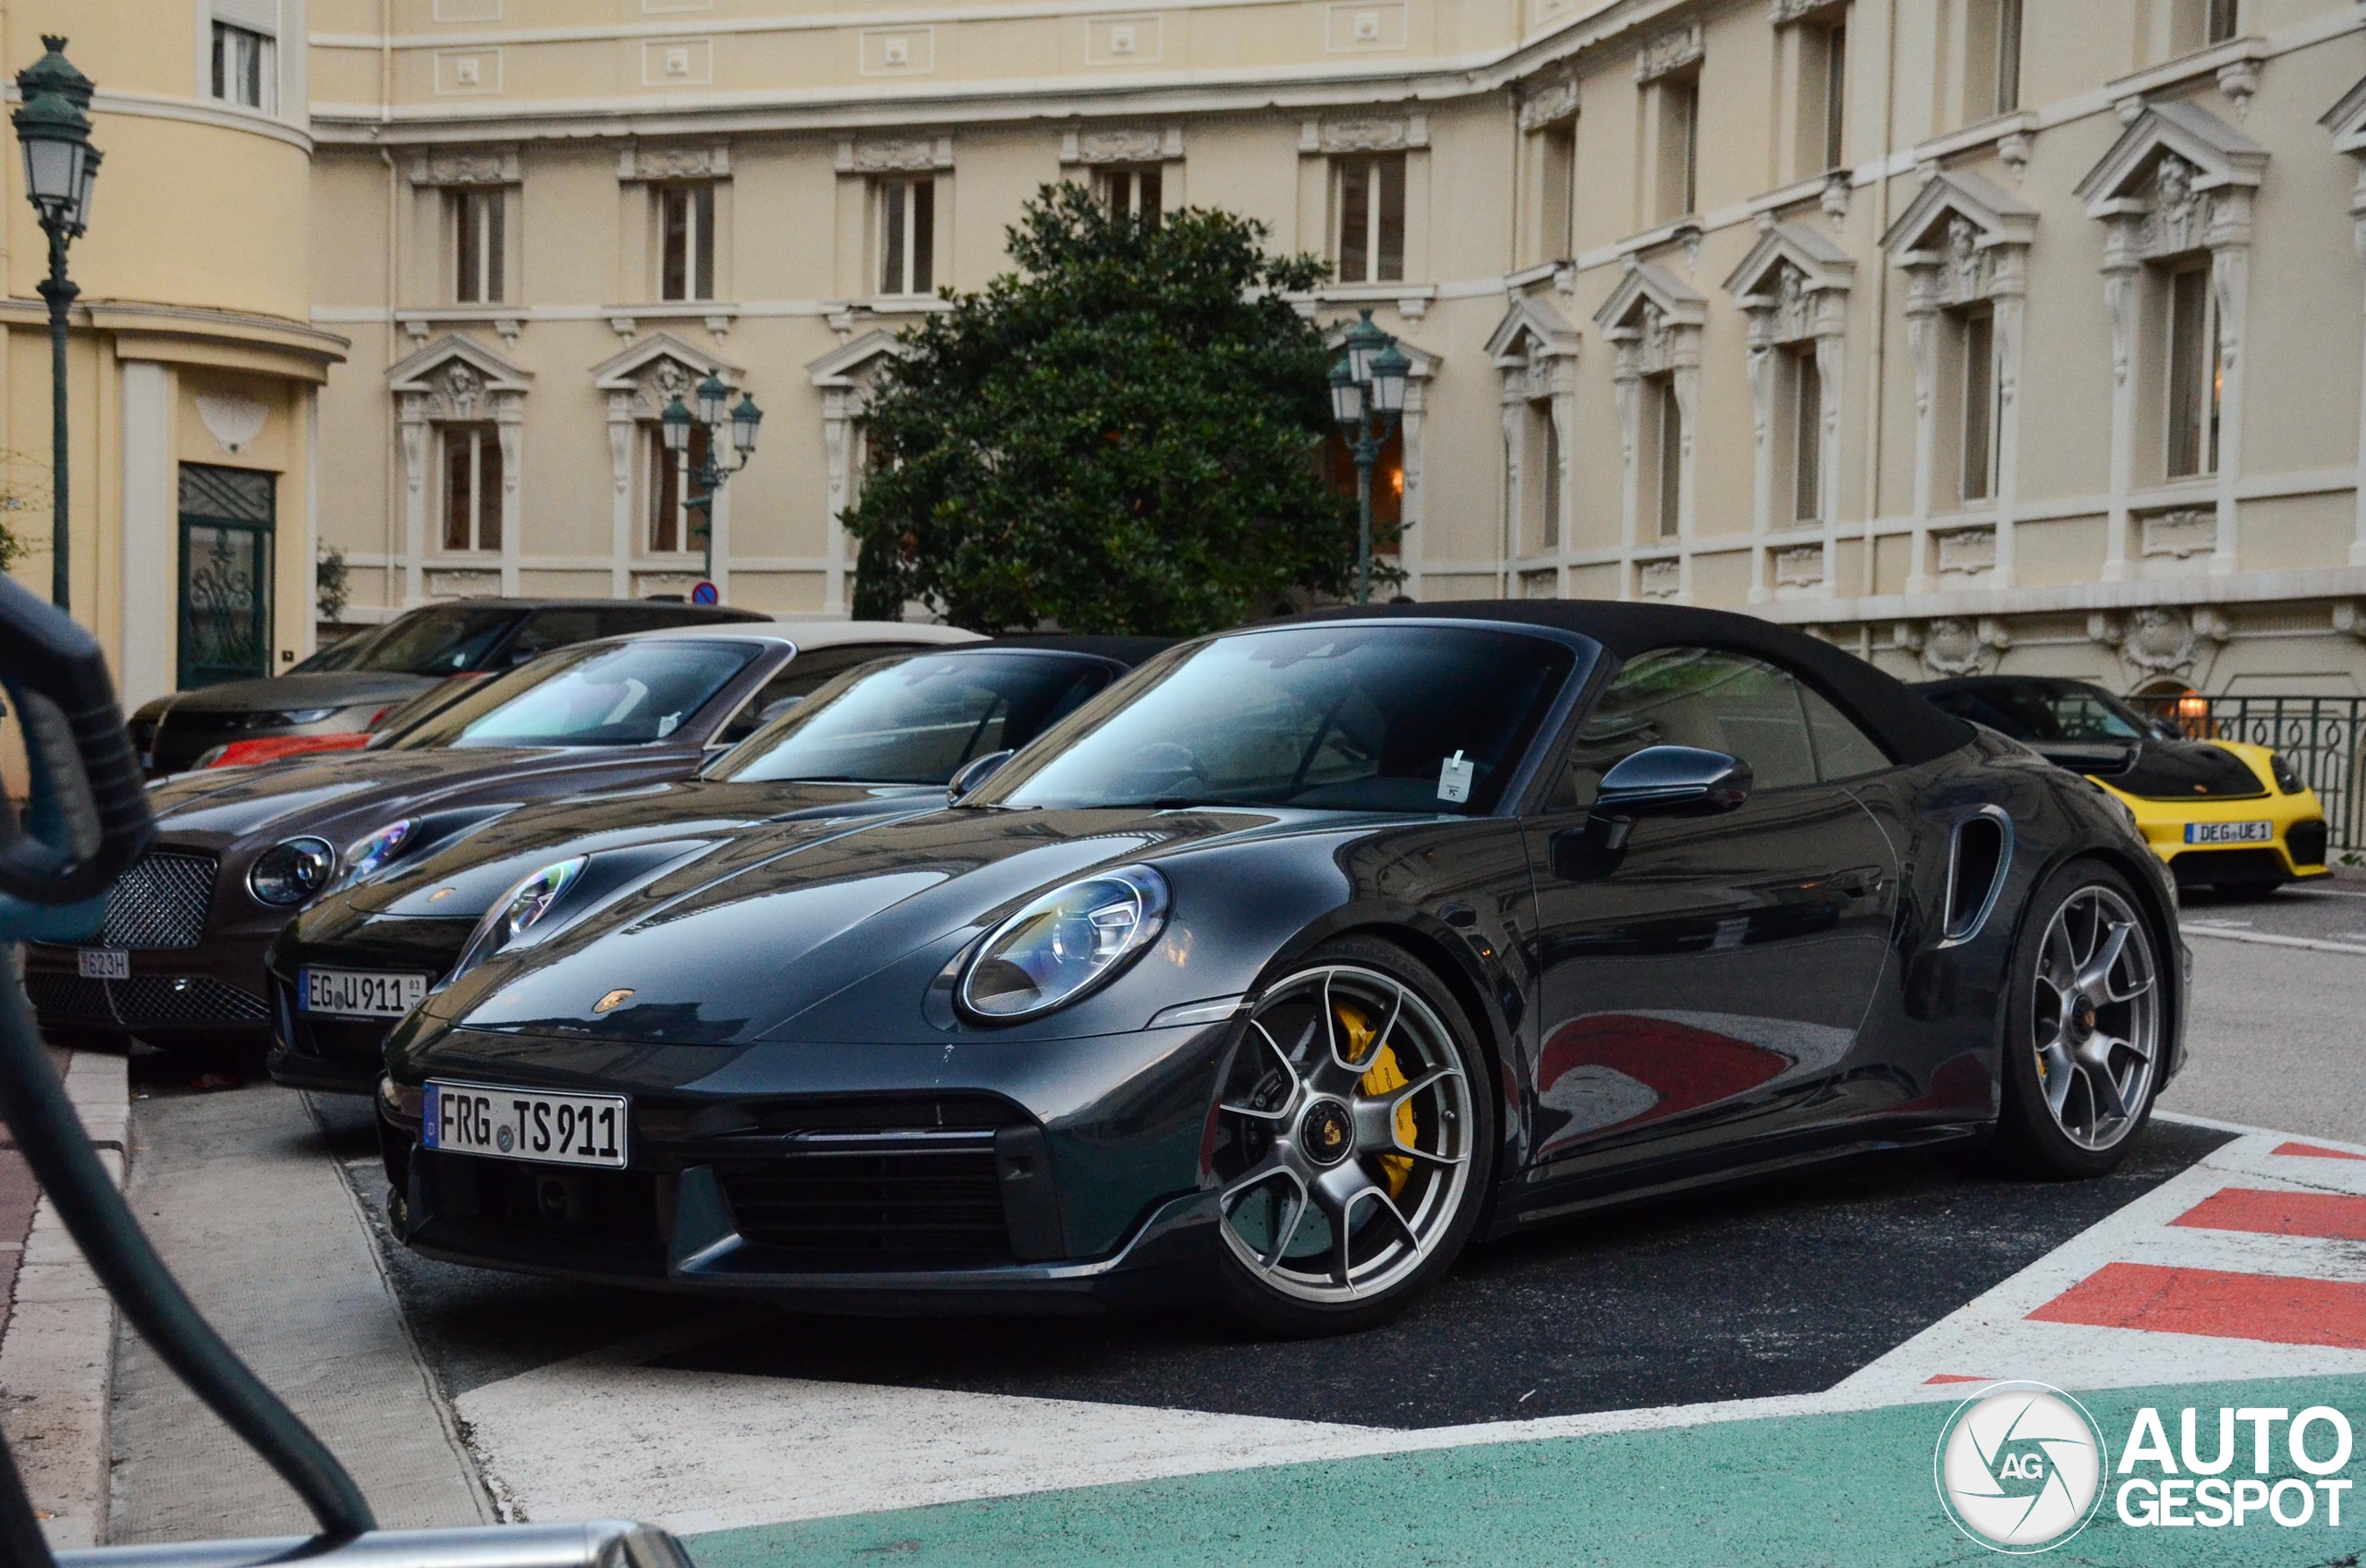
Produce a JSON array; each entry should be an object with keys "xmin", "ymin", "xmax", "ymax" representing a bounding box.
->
[{"xmin": 177, "ymin": 464, "xmax": 275, "ymax": 689}]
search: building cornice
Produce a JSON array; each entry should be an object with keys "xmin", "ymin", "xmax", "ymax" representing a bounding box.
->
[{"xmin": 4, "ymin": 83, "xmax": 313, "ymax": 152}]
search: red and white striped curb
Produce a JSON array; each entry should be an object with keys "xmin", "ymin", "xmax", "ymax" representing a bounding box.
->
[{"xmin": 1837, "ymin": 1117, "xmax": 2366, "ymax": 1404}]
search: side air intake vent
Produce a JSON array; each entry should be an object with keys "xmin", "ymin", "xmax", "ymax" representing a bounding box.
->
[{"xmin": 1940, "ymin": 808, "xmax": 2012, "ymax": 946}]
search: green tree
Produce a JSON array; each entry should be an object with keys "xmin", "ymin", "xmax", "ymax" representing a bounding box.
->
[{"xmin": 847, "ymin": 183, "xmax": 1361, "ymax": 634}]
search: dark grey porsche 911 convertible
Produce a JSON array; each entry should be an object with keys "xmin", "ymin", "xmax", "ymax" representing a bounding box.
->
[{"xmin": 375, "ymin": 602, "xmax": 2187, "ymax": 1335}]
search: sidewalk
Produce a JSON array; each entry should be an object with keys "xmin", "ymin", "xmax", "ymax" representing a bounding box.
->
[{"xmin": 0, "ymin": 1047, "xmax": 128, "ymax": 1551}]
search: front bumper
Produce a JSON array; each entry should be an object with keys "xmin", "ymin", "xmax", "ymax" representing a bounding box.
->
[
  {"xmin": 21, "ymin": 932, "xmax": 274, "ymax": 1037},
  {"xmin": 379, "ymin": 1015, "xmax": 1238, "ymax": 1312}
]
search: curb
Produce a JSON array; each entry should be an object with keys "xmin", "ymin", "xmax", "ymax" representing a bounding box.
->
[{"xmin": 0, "ymin": 1051, "xmax": 128, "ymax": 1551}]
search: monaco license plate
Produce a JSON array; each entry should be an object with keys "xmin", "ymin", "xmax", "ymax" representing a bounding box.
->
[
  {"xmin": 300, "ymin": 967, "xmax": 428, "ymax": 1018},
  {"xmin": 2185, "ymin": 820, "xmax": 2275, "ymax": 845},
  {"xmin": 421, "ymin": 1080, "xmax": 629, "ymax": 1170},
  {"xmin": 76, "ymin": 948, "xmax": 128, "ymax": 980}
]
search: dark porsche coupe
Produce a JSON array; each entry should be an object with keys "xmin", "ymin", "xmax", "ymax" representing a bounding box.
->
[
  {"xmin": 377, "ymin": 603, "xmax": 2187, "ymax": 1335},
  {"xmin": 25, "ymin": 620, "xmax": 971, "ymax": 1045},
  {"xmin": 267, "ymin": 638, "xmax": 1167, "ymax": 1093}
]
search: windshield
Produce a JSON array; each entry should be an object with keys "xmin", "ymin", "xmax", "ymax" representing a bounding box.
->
[
  {"xmin": 1922, "ymin": 679, "xmax": 2153, "ymax": 742},
  {"xmin": 973, "ymin": 624, "xmax": 1579, "ymax": 815},
  {"xmin": 707, "ymin": 650, "xmax": 1113, "ymax": 784},
  {"xmin": 388, "ymin": 639, "xmax": 757, "ymax": 749},
  {"xmin": 289, "ymin": 604, "xmax": 520, "ymax": 675}
]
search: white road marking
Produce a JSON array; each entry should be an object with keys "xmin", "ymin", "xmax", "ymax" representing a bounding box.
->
[
  {"xmin": 2281, "ymin": 885, "xmax": 2366, "ymax": 900},
  {"xmin": 2182, "ymin": 925, "xmax": 2366, "ymax": 955}
]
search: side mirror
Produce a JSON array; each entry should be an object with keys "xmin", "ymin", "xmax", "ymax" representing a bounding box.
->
[
  {"xmin": 947, "ymin": 748, "xmax": 1014, "ymax": 802},
  {"xmin": 1589, "ymin": 745, "xmax": 1752, "ymax": 851}
]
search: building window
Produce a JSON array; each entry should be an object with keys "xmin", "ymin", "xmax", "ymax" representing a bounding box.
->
[
  {"xmin": 1335, "ymin": 154, "xmax": 1406, "ymax": 285},
  {"xmin": 876, "ymin": 176, "xmax": 936, "ymax": 297},
  {"xmin": 1653, "ymin": 76, "xmax": 1701, "ymax": 224},
  {"xmin": 440, "ymin": 425, "xmax": 503, "ymax": 553},
  {"xmin": 1323, "ymin": 426, "xmax": 1404, "ymax": 551},
  {"xmin": 2171, "ymin": 0, "xmax": 2239, "ymax": 54},
  {"xmin": 2165, "ymin": 263, "xmax": 2221, "ymax": 480},
  {"xmin": 647, "ymin": 422, "xmax": 711, "ymax": 554},
  {"xmin": 210, "ymin": 20, "xmax": 274, "ymax": 111},
  {"xmin": 450, "ymin": 189, "xmax": 505, "ymax": 305},
  {"xmin": 1787, "ymin": 348, "xmax": 1823, "ymax": 523},
  {"xmin": 1966, "ymin": 0, "xmax": 2020, "ymax": 119},
  {"xmin": 1095, "ymin": 166, "xmax": 1162, "ymax": 228},
  {"xmin": 1536, "ymin": 120, "xmax": 1576, "ymax": 261},
  {"xmin": 1958, "ymin": 308, "xmax": 1997, "ymax": 504},
  {"xmin": 1541, "ymin": 411, "xmax": 1563, "ymax": 550},
  {"xmin": 657, "ymin": 184, "xmax": 715, "ymax": 302},
  {"xmin": 1647, "ymin": 377, "xmax": 1683, "ymax": 539}
]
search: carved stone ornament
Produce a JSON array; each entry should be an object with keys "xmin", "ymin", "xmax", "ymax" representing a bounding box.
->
[
  {"xmin": 1769, "ymin": 0, "xmax": 1844, "ymax": 21},
  {"xmin": 410, "ymin": 148, "xmax": 519, "ymax": 187},
  {"xmin": 1634, "ymin": 21, "xmax": 1703, "ymax": 84},
  {"xmin": 195, "ymin": 392, "xmax": 268, "ymax": 456},
  {"xmin": 426, "ymin": 569, "xmax": 501, "ymax": 598},
  {"xmin": 620, "ymin": 143, "xmax": 729, "ymax": 182},
  {"xmin": 1320, "ymin": 117, "xmax": 1411, "ymax": 153},
  {"xmin": 1920, "ymin": 616, "xmax": 1987, "ymax": 676},
  {"xmin": 844, "ymin": 136, "xmax": 952, "ymax": 174},
  {"xmin": 1936, "ymin": 526, "xmax": 1997, "ymax": 577},
  {"xmin": 1945, "ymin": 216, "xmax": 1983, "ymax": 298},
  {"xmin": 441, "ymin": 362, "xmax": 483, "ymax": 419},
  {"xmin": 1638, "ymin": 557, "xmax": 1683, "ymax": 599},
  {"xmin": 2143, "ymin": 154, "xmax": 2206, "ymax": 257},
  {"xmin": 1774, "ymin": 544, "xmax": 1825, "ymax": 587},
  {"xmin": 1518, "ymin": 78, "xmax": 1578, "ymax": 132},
  {"xmin": 1078, "ymin": 128, "xmax": 1165, "ymax": 164},
  {"xmin": 2140, "ymin": 507, "xmax": 2217, "ymax": 561},
  {"xmin": 1774, "ymin": 267, "xmax": 1811, "ymax": 341},
  {"xmin": 2122, "ymin": 605, "xmax": 2198, "ymax": 674}
]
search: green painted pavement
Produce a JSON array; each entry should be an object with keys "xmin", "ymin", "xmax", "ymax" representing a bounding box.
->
[{"xmin": 689, "ymin": 1374, "xmax": 2366, "ymax": 1567}]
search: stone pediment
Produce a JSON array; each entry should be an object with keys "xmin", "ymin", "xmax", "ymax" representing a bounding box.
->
[
  {"xmin": 806, "ymin": 328, "xmax": 910, "ymax": 390},
  {"xmin": 2077, "ymin": 100, "xmax": 2267, "ymax": 214},
  {"xmin": 387, "ymin": 333, "xmax": 531, "ymax": 396},
  {"xmin": 2323, "ymin": 72, "xmax": 2366, "ymax": 156},
  {"xmin": 1881, "ymin": 169, "xmax": 2037, "ymax": 260},
  {"xmin": 1725, "ymin": 221, "xmax": 1856, "ymax": 304},
  {"xmin": 1592, "ymin": 260, "xmax": 1705, "ymax": 336},
  {"xmin": 592, "ymin": 332, "xmax": 742, "ymax": 421},
  {"xmin": 1485, "ymin": 295, "xmax": 1579, "ymax": 366},
  {"xmin": 1319, "ymin": 321, "xmax": 1441, "ymax": 378}
]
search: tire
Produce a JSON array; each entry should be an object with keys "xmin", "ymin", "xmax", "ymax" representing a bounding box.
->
[
  {"xmin": 1994, "ymin": 859, "xmax": 2168, "ymax": 1178},
  {"xmin": 1206, "ymin": 935, "xmax": 1495, "ymax": 1337}
]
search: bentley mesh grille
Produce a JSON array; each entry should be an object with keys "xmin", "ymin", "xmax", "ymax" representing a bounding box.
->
[
  {"xmin": 110, "ymin": 976, "xmax": 269, "ymax": 1027},
  {"xmin": 22, "ymin": 971, "xmax": 112, "ymax": 1021},
  {"xmin": 101, "ymin": 851, "xmax": 218, "ymax": 949}
]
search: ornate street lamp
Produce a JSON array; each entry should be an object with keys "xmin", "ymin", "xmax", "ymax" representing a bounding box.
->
[
  {"xmin": 1329, "ymin": 310, "xmax": 1409, "ymax": 605},
  {"xmin": 12, "ymin": 36, "xmax": 100, "ymax": 613},
  {"xmin": 659, "ymin": 376, "xmax": 763, "ymax": 585}
]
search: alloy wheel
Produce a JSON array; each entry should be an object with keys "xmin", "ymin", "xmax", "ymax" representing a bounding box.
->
[
  {"xmin": 1212, "ymin": 964, "xmax": 1474, "ymax": 1304},
  {"xmin": 2030, "ymin": 884, "xmax": 2161, "ymax": 1152}
]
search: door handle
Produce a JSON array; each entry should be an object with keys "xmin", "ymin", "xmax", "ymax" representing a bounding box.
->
[{"xmin": 1833, "ymin": 867, "xmax": 1884, "ymax": 898}]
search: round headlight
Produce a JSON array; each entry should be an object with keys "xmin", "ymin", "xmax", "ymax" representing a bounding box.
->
[
  {"xmin": 2271, "ymin": 752, "xmax": 2305, "ymax": 795},
  {"xmin": 959, "ymin": 865, "xmax": 1169, "ymax": 1022},
  {"xmin": 247, "ymin": 837, "xmax": 336, "ymax": 906},
  {"xmin": 335, "ymin": 819, "xmax": 415, "ymax": 891},
  {"xmin": 453, "ymin": 857, "xmax": 588, "ymax": 979}
]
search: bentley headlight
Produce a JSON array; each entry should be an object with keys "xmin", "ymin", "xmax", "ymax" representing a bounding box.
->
[
  {"xmin": 453, "ymin": 857, "xmax": 587, "ymax": 978},
  {"xmin": 247, "ymin": 837, "xmax": 336, "ymax": 906},
  {"xmin": 335, "ymin": 819, "xmax": 415, "ymax": 891},
  {"xmin": 959, "ymin": 865, "xmax": 1169, "ymax": 1021}
]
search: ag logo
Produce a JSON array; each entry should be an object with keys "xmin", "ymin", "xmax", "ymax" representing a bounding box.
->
[{"xmin": 1935, "ymin": 1382, "xmax": 2107, "ymax": 1553}]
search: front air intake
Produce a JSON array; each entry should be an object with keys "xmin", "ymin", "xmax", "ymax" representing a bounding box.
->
[{"xmin": 1940, "ymin": 808, "xmax": 2011, "ymax": 946}]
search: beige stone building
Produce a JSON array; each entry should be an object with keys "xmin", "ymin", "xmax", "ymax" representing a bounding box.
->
[{"xmin": 22, "ymin": 0, "xmax": 2366, "ymax": 702}]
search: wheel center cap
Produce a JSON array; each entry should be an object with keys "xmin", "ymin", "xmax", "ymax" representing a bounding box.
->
[
  {"xmin": 2070, "ymin": 996, "xmax": 2099, "ymax": 1039},
  {"xmin": 1299, "ymin": 1099, "xmax": 1355, "ymax": 1166}
]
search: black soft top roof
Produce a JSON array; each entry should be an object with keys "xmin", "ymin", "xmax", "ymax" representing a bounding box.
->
[
  {"xmin": 976, "ymin": 634, "xmax": 1176, "ymax": 669},
  {"xmin": 1288, "ymin": 599, "xmax": 1976, "ymax": 767}
]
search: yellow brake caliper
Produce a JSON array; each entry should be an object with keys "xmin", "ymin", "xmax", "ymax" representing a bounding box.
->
[{"xmin": 1337, "ymin": 1002, "xmax": 1416, "ymax": 1198}]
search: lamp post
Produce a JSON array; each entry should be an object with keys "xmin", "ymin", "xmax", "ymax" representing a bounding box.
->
[
  {"xmin": 11, "ymin": 36, "xmax": 100, "ymax": 614},
  {"xmin": 659, "ymin": 371, "xmax": 764, "ymax": 586},
  {"xmin": 1328, "ymin": 310, "xmax": 1409, "ymax": 605}
]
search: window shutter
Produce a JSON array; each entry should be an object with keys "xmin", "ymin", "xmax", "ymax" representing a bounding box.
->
[{"xmin": 212, "ymin": 0, "xmax": 279, "ymax": 36}]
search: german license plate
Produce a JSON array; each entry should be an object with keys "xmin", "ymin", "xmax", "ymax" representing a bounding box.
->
[
  {"xmin": 300, "ymin": 967, "xmax": 428, "ymax": 1017},
  {"xmin": 2185, "ymin": 820, "xmax": 2274, "ymax": 845},
  {"xmin": 76, "ymin": 948, "xmax": 128, "ymax": 980},
  {"xmin": 421, "ymin": 1080, "xmax": 629, "ymax": 1170}
]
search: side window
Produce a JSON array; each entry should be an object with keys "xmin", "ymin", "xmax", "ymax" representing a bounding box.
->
[
  {"xmin": 712, "ymin": 645, "xmax": 924, "ymax": 745},
  {"xmin": 1800, "ymin": 686, "xmax": 1893, "ymax": 781},
  {"xmin": 1546, "ymin": 647, "xmax": 1821, "ymax": 810},
  {"xmin": 501, "ymin": 609, "xmax": 608, "ymax": 666}
]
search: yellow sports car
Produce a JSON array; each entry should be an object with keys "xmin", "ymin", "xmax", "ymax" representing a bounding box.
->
[{"xmin": 1916, "ymin": 675, "xmax": 2330, "ymax": 895}]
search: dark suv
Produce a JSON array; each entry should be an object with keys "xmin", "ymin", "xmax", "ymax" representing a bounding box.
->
[{"xmin": 128, "ymin": 598, "xmax": 767, "ymax": 776}]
